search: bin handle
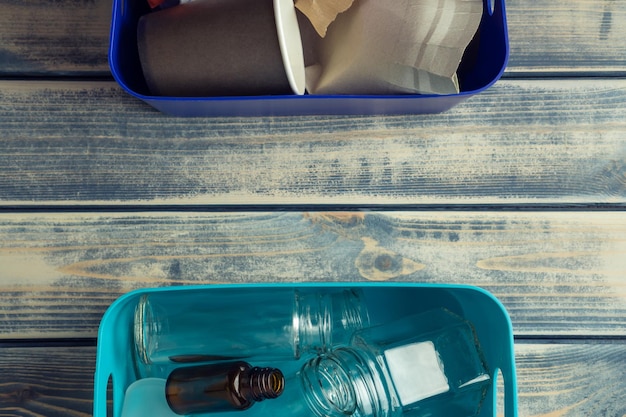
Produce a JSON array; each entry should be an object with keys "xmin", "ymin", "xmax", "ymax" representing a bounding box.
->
[
  {"xmin": 93, "ymin": 321, "xmax": 121, "ymax": 417},
  {"xmin": 496, "ymin": 347, "xmax": 519, "ymax": 417},
  {"xmin": 93, "ymin": 369, "xmax": 112, "ymax": 417},
  {"xmin": 504, "ymin": 365, "xmax": 518, "ymax": 417},
  {"xmin": 486, "ymin": 0, "xmax": 506, "ymax": 21}
]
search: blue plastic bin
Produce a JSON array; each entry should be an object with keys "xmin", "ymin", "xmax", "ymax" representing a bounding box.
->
[
  {"xmin": 108, "ymin": 1, "xmax": 508, "ymax": 117},
  {"xmin": 93, "ymin": 283, "xmax": 517, "ymax": 417}
]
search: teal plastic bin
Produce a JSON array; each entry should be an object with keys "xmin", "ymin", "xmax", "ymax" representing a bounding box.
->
[{"xmin": 94, "ymin": 283, "xmax": 517, "ymax": 417}]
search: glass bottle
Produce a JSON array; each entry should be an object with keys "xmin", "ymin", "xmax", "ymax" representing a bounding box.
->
[
  {"xmin": 298, "ymin": 308, "xmax": 491, "ymax": 417},
  {"xmin": 165, "ymin": 361, "xmax": 284, "ymax": 415},
  {"xmin": 134, "ymin": 287, "xmax": 369, "ymax": 378}
]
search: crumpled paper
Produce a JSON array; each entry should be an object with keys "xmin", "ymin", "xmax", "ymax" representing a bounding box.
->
[
  {"xmin": 294, "ymin": 0, "xmax": 355, "ymax": 37},
  {"xmin": 303, "ymin": 0, "xmax": 483, "ymax": 95}
]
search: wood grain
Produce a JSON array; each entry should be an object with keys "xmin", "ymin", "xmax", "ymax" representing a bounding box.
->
[
  {"xmin": 1, "ymin": 211, "xmax": 625, "ymax": 338},
  {"xmin": 0, "ymin": 346, "xmax": 102, "ymax": 417},
  {"xmin": 1, "ymin": 0, "xmax": 625, "ymax": 76},
  {"xmin": 1, "ymin": 79, "xmax": 625, "ymax": 205},
  {"xmin": 513, "ymin": 343, "xmax": 626, "ymax": 417},
  {"xmin": 1, "ymin": 343, "xmax": 624, "ymax": 417},
  {"xmin": 506, "ymin": 0, "xmax": 626, "ymax": 75},
  {"xmin": 0, "ymin": 0, "xmax": 111, "ymax": 76}
]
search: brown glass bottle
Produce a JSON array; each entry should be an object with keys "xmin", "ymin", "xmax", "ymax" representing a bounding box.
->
[{"xmin": 165, "ymin": 361, "xmax": 284, "ymax": 415}]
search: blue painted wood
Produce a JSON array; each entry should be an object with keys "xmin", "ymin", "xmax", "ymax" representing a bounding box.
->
[
  {"xmin": 1, "ymin": 211, "xmax": 624, "ymax": 338},
  {"xmin": 0, "ymin": 0, "xmax": 111, "ymax": 76},
  {"xmin": 1, "ymin": 79, "xmax": 624, "ymax": 205},
  {"xmin": 506, "ymin": 0, "xmax": 626, "ymax": 75}
]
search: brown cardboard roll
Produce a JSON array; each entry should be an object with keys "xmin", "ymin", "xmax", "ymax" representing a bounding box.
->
[{"xmin": 137, "ymin": 0, "xmax": 305, "ymax": 97}]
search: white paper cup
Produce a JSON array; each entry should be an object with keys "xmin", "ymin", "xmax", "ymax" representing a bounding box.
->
[{"xmin": 137, "ymin": 0, "xmax": 305, "ymax": 97}]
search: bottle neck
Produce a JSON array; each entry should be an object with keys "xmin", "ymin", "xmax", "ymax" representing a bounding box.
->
[
  {"xmin": 299, "ymin": 348, "xmax": 389, "ymax": 417},
  {"xmin": 294, "ymin": 290, "xmax": 369, "ymax": 357},
  {"xmin": 241, "ymin": 367, "xmax": 285, "ymax": 402}
]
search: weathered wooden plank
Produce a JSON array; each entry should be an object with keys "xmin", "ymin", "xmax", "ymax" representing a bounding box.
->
[
  {"xmin": 0, "ymin": 0, "xmax": 111, "ymax": 76},
  {"xmin": 1, "ymin": 211, "xmax": 625, "ymax": 338},
  {"xmin": 1, "ymin": 343, "xmax": 625, "ymax": 417},
  {"xmin": 1, "ymin": 0, "xmax": 625, "ymax": 76},
  {"xmin": 0, "ymin": 346, "xmax": 104, "ymax": 417},
  {"xmin": 513, "ymin": 343, "xmax": 626, "ymax": 417},
  {"xmin": 0, "ymin": 79, "xmax": 625, "ymax": 205},
  {"xmin": 506, "ymin": 0, "xmax": 626, "ymax": 75}
]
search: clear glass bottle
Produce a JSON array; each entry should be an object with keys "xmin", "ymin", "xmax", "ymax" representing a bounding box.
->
[
  {"xmin": 134, "ymin": 287, "xmax": 369, "ymax": 377},
  {"xmin": 165, "ymin": 361, "xmax": 284, "ymax": 415},
  {"xmin": 298, "ymin": 308, "xmax": 491, "ymax": 417}
]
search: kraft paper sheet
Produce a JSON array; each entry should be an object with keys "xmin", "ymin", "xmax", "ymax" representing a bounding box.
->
[
  {"xmin": 294, "ymin": 0, "xmax": 355, "ymax": 37},
  {"xmin": 303, "ymin": 0, "xmax": 483, "ymax": 95}
]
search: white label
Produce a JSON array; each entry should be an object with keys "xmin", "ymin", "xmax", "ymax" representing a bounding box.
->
[{"xmin": 384, "ymin": 341, "xmax": 449, "ymax": 405}]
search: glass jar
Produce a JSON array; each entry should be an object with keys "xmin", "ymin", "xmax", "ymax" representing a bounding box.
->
[
  {"xmin": 298, "ymin": 308, "xmax": 491, "ymax": 417},
  {"xmin": 133, "ymin": 287, "xmax": 369, "ymax": 378}
]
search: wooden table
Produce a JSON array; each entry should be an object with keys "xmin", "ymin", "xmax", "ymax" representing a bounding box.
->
[{"xmin": 1, "ymin": 0, "xmax": 625, "ymax": 415}]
